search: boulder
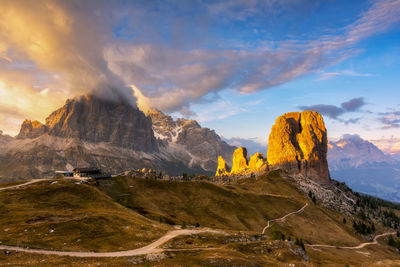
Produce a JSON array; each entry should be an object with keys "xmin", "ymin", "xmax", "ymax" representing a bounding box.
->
[
  {"xmin": 215, "ymin": 156, "xmax": 230, "ymax": 176},
  {"xmin": 267, "ymin": 111, "xmax": 330, "ymax": 184}
]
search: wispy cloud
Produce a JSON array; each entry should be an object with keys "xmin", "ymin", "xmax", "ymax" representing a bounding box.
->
[
  {"xmin": 378, "ymin": 110, "xmax": 400, "ymax": 129},
  {"xmin": 317, "ymin": 70, "xmax": 375, "ymax": 80},
  {"xmin": 107, "ymin": 0, "xmax": 400, "ymax": 115}
]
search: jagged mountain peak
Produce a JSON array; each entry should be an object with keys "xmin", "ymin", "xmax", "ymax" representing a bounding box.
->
[{"xmin": 328, "ymin": 134, "xmax": 393, "ymax": 170}]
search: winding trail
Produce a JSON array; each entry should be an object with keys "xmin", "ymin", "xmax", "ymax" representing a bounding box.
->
[
  {"xmin": 0, "ymin": 179, "xmax": 47, "ymax": 191},
  {"xmin": 0, "ymin": 229, "xmax": 220, "ymax": 258},
  {"xmin": 307, "ymin": 231, "xmax": 397, "ymax": 250},
  {"xmin": 262, "ymin": 203, "xmax": 309, "ymax": 234}
]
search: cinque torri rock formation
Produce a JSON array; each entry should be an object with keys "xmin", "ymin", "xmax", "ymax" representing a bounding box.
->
[
  {"xmin": 0, "ymin": 95, "xmax": 235, "ymax": 180},
  {"xmin": 267, "ymin": 111, "xmax": 330, "ymax": 184},
  {"xmin": 215, "ymin": 111, "xmax": 330, "ymax": 184},
  {"xmin": 216, "ymin": 147, "xmax": 267, "ymax": 176}
]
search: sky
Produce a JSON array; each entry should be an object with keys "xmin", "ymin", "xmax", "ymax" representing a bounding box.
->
[{"xmin": 0, "ymin": 0, "xmax": 400, "ymax": 147}]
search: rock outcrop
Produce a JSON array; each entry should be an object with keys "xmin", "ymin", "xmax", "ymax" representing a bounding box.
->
[
  {"xmin": 217, "ymin": 147, "xmax": 266, "ymax": 176},
  {"xmin": 267, "ymin": 111, "xmax": 330, "ymax": 184},
  {"xmin": 248, "ymin": 152, "xmax": 265, "ymax": 172},
  {"xmin": 215, "ymin": 156, "xmax": 230, "ymax": 176},
  {"xmin": 230, "ymin": 147, "xmax": 248, "ymax": 175},
  {"xmin": 17, "ymin": 120, "xmax": 48, "ymax": 139}
]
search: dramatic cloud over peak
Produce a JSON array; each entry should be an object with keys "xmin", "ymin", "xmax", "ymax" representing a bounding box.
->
[
  {"xmin": 299, "ymin": 97, "xmax": 366, "ymax": 122},
  {"xmin": 0, "ymin": 0, "xmax": 399, "ymax": 135},
  {"xmin": 0, "ymin": 0, "xmax": 134, "ymax": 104}
]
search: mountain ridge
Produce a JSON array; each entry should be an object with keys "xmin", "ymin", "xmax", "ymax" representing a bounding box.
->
[{"xmin": 0, "ymin": 95, "xmax": 235, "ymax": 180}]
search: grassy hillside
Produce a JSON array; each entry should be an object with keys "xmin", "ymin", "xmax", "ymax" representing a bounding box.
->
[
  {"xmin": 0, "ymin": 179, "xmax": 169, "ymax": 252},
  {"xmin": 96, "ymin": 173, "xmax": 305, "ymax": 232},
  {"xmin": 1, "ymin": 171, "xmax": 400, "ymax": 266},
  {"xmin": 96, "ymin": 171, "xmax": 367, "ymax": 247}
]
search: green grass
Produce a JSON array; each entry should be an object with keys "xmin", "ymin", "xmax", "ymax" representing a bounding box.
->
[{"xmin": 0, "ymin": 179, "xmax": 169, "ymax": 252}]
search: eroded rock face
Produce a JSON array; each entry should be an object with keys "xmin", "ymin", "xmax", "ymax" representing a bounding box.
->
[
  {"xmin": 215, "ymin": 156, "xmax": 230, "ymax": 176},
  {"xmin": 45, "ymin": 95, "xmax": 158, "ymax": 152},
  {"xmin": 230, "ymin": 147, "xmax": 248, "ymax": 174},
  {"xmin": 17, "ymin": 120, "xmax": 48, "ymax": 139},
  {"xmin": 248, "ymin": 152, "xmax": 265, "ymax": 172},
  {"xmin": 267, "ymin": 111, "xmax": 330, "ymax": 184},
  {"xmin": 148, "ymin": 110, "xmax": 235, "ymax": 171}
]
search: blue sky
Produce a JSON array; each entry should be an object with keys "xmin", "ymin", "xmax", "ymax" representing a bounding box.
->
[{"xmin": 0, "ymin": 0, "xmax": 400, "ymax": 146}]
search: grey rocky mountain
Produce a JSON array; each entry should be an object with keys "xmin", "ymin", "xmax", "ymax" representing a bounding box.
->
[
  {"xmin": 0, "ymin": 95, "xmax": 235, "ymax": 180},
  {"xmin": 147, "ymin": 109, "xmax": 235, "ymax": 171}
]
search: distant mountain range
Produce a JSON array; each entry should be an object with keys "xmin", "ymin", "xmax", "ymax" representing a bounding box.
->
[{"xmin": 328, "ymin": 134, "xmax": 400, "ymax": 202}]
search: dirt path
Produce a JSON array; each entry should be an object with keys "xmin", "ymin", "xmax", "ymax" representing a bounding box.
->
[
  {"xmin": 307, "ymin": 231, "xmax": 397, "ymax": 250},
  {"xmin": 0, "ymin": 179, "xmax": 48, "ymax": 191},
  {"xmin": 0, "ymin": 229, "xmax": 221, "ymax": 258},
  {"xmin": 262, "ymin": 202, "xmax": 309, "ymax": 234}
]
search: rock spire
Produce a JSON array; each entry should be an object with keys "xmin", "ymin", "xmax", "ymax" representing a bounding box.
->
[{"xmin": 267, "ymin": 111, "xmax": 330, "ymax": 184}]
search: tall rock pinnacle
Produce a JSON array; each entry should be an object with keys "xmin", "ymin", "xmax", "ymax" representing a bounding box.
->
[
  {"xmin": 230, "ymin": 147, "xmax": 248, "ymax": 175},
  {"xmin": 267, "ymin": 111, "xmax": 330, "ymax": 184},
  {"xmin": 215, "ymin": 156, "xmax": 230, "ymax": 176}
]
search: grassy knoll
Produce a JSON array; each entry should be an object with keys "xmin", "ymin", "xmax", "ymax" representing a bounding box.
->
[{"xmin": 0, "ymin": 179, "xmax": 169, "ymax": 252}]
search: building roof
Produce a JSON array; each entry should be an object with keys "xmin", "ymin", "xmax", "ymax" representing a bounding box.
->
[{"xmin": 73, "ymin": 168, "xmax": 101, "ymax": 173}]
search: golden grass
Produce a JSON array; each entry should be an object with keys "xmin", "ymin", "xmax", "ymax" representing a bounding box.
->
[{"xmin": 0, "ymin": 179, "xmax": 169, "ymax": 252}]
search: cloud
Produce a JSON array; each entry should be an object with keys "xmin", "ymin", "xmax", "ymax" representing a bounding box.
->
[
  {"xmin": 378, "ymin": 110, "xmax": 400, "ymax": 129},
  {"xmin": 0, "ymin": 0, "xmax": 400, "ymax": 134},
  {"xmin": 299, "ymin": 97, "xmax": 366, "ymax": 122},
  {"xmin": 317, "ymin": 70, "xmax": 374, "ymax": 81},
  {"xmin": 341, "ymin": 97, "xmax": 366, "ymax": 112},
  {"xmin": 106, "ymin": 0, "xmax": 400, "ymax": 114},
  {"xmin": 0, "ymin": 1, "xmax": 135, "ymax": 100},
  {"xmin": 299, "ymin": 104, "xmax": 345, "ymax": 119},
  {"xmin": 0, "ymin": 0, "xmax": 137, "ymax": 134}
]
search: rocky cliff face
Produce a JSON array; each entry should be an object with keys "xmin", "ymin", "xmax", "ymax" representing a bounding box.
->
[
  {"xmin": 148, "ymin": 110, "xmax": 235, "ymax": 171},
  {"xmin": 267, "ymin": 111, "xmax": 330, "ymax": 184},
  {"xmin": 248, "ymin": 152, "xmax": 265, "ymax": 172},
  {"xmin": 215, "ymin": 156, "xmax": 230, "ymax": 176},
  {"xmin": 230, "ymin": 147, "xmax": 248, "ymax": 175},
  {"xmin": 45, "ymin": 96, "xmax": 158, "ymax": 152},
  {"xmin": 17, "ymin": 120, "xmax": 48, "ymax": 139}
]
